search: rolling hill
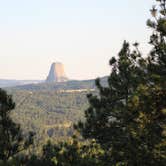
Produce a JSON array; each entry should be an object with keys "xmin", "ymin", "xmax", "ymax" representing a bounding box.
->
[{"xmin": 5, "ymin": 76, "xmax": 108, "ymax": 146}]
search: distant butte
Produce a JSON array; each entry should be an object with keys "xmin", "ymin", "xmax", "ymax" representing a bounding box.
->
[{"xmin": 46, "ymin": 62, "xmax": 68, "ymax": 83}]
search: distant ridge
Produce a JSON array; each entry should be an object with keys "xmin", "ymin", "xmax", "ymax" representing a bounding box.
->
[
  {"xmin": 46, "ymin": 62, "xmax": 68, "ymax": 83},
  {"xmin": 11, "ymin": 76, "xmax": 108, "ymax": 91},
  {"xmin": 0, "ymin": 79, "xmax": 43, "ymax": 88}
]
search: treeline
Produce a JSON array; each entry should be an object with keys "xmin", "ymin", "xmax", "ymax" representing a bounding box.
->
[
  {"xmin": 11, "ymin": 76, "xmax": 108, "ymax": 92},
  {"xmin": 0, "ymin": 0, "xmax": 166, "ymax": 165}
]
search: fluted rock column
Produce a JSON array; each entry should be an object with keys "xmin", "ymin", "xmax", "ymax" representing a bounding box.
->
[{"xmin": 46, "ymin": 62, "xmax": 68, "ymax": 82}]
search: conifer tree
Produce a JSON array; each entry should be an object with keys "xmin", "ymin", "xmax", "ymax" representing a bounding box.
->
[
  {"xmin": 147, "ymin": 0, "xmax": 166, "ymax": 87},
  {"xmin": 75, "ymin": 0, "xmax": 166, "ymax": 165},
  {"xmin": 0, "ymin": 88, "xmax": 34, "ymax": 164}
]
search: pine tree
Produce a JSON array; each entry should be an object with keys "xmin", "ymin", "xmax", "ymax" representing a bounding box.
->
[
  {"xmin": 0, "ymin": 88, "xmax": 34, "ymax": 164},
  {"xmin": 147, "ymin": 0, "xmax": 166, "ymax": 88},
  {"xmin": 75, "ymin": 0, "xmax": 166, "ymax": 165}
]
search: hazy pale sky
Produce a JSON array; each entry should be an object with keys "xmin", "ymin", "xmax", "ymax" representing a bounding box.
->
[{"xmin": 0, "ymin": 0, "xmax": 154, "ymax": 80}]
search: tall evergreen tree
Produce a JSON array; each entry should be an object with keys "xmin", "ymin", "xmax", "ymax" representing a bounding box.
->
[
  {"xmin": 0, "ymin": 88, "xmax": 34, "ymax": 164},
  {"xmin": 147, "ymin": 0, "xmax": 166, "ymax": 87},
  {"xmin": 75, "ymin": 0, "xmax": 166, "ymax": 165}
]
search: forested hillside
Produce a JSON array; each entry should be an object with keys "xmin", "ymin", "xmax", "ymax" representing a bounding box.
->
[
  {"xmin": 3, "ymin": 77, "xmax": 107, "ymax": 150},
  {"xmin": 9, "ymin": 89, "xmax": 90, "ymax": 144}
]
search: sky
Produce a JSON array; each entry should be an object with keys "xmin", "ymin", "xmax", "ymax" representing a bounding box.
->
[{"xmin": 0, "ymin": 0, "xmax": 154, "ymax": 80}]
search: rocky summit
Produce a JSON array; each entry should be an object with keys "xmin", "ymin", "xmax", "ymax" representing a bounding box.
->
[{"xmin": 46, "ymin": 62, "xmax": 68, "ymax": 82}]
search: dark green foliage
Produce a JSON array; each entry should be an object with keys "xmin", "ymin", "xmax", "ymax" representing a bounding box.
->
[
  {"xmin": 147, "ymin": 0, "xmax": 166, "ymax": 88},
  {"xmin": 0, "ymin": 88, "xmax": 34, "ymax": 164},
  {"xmin": 126, "ymin": 85, "xmax": 166, "ymax": 165},
  {"xmin": 76, "ymin": 40, "xmax": 146, "ymax": 146},
  {"xmin": 27, "ymin": 137, "xmax": 105, "ymax": 166},
  {"xmin": 75, "ymin": 0, "xmax": 166, "ymax": 165}
]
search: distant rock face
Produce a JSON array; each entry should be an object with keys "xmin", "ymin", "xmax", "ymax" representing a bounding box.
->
[{"xmin": 46, "ymin": 62, "xmax": 68, "ymax": 82}]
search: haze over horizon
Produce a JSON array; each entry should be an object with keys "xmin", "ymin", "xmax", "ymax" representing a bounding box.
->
[{"xmin": 0, "ymin": 0, "xmax": 154, "ymax": 80}]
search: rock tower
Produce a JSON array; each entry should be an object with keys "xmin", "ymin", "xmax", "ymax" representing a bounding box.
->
[{"xmin": 46, "ymin": 62, "xmax": 68, "ymax": 82}]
